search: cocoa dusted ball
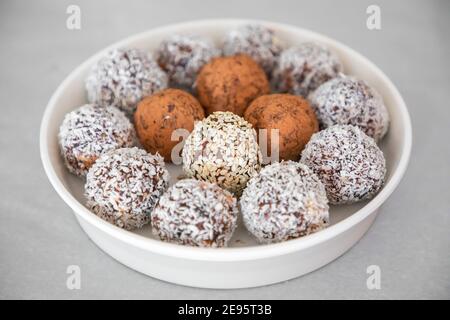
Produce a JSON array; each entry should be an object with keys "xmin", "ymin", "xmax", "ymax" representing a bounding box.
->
[
  {"xmin": 244, "ymin": 94, "xmax": 318, "ymax": 161},
  {"xmin": 300, "ymin": 125, "xmax": 386, "ymax": 204},
  {"xmin": 271, "ymin": 42, "xmax": 343, "ymax": 97},
  {"xmin": 152, "ymin": 179, "xmax": 238, "ymax": 247},
  {"xmin": 196, "ymin": 54, "xmax": 270, "ymax": 116},
  {"xmin": 156, "ymin": 34, "xmax": 220, "ymax": 91},
  {"xmin": 309, "ymin": 75, "xmax": 389, "ymax": 142},
  {"xmin": 134, "ymin": 89, "xmax": 205, "ymax": 162}
]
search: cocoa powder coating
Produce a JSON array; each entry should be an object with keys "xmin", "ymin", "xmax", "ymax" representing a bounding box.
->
[
  {"xmin": 134, "ymin": 88, "xmax": 205, "ymax": 162},
  {"xmin": 244, "ymin": 94, "xmax": 319, "ymax": 161},
  {"xmin": 196, "ymin": 54, "xmax": 270, "ymax": 116}
]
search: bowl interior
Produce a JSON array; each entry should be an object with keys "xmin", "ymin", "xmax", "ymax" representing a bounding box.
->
[{"xmin": 41, "ymin": 19, "xmax": 409, "ymax": 250}]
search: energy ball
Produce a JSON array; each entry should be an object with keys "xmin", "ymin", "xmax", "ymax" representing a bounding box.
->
[
  {"xmin": 300, "ymin": 125, "xmax": 386, "ymax": 204},
  {"xmin": 309, "ymin": 75, "xmax": 389, "ymax": 142},
  {"xmin": 58, "ymin": 104, "xmax": 134, "ymax": 176},
  {"xmin": 223, "ymin": 24, "xmax": 282, "ymax": 75},
  {"xmin": 156, "ymin": 34, "xmax": 220, "ymax": 91},
  {"xmin": 271, "ymin": 42, "xmax": 343, "ymax": 97},
  {"xmin": 134, "ymin": 88, "xmax": 205, "ymax": 162},
  {"xmin": 244, "ymin": 94, "xmax": 319, "ymax": 161},
  {"xmin": 240, "ymin": 161, "xmax": 329, "ymax": 244},
  {"xmin": 196, "ymin": 54, "xmax": 270, "ymax": 116},
  {"xmin": 152, "ymin": 179, "xmax": 238, "ymax": 247},
  {"xmin": 85, "ymin": 147, "xmax": 170, "ymax": 230},
  {"xmin": 182, "ymin": 111, "xmax": 262, "ymax": 195},
  {"xmin": 86, "ymin": 48, "xmax": 168, "ymax": 117}
]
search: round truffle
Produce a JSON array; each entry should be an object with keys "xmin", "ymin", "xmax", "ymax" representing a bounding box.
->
[
  {"xmin": 86, "ymin": 48, "xmax": 168, "ymax": 116},
  {"xmin": 223, "ymin": 24, "xmax": 282, "ymax": 75},
  {"xmin": 182, "ymin": 111, "xmax": 262, "ymax": 195},
  {"xmin": 156, "ymin": 35, "xmax": 220, "ymax": 91},
  {"xmin": 309, "ymin": 75, "xmax": 389, "ymax": 142},
  {"xmin": 152, "ymin": 179, "xmax": 238, "ymax": 247},
  {"xmin": 134, "ymin": 89, "xmax": 205, "ymax": 162},
  {"xmin": 85, "ymin": 147, "xmax": 170, "ymax": 230},
  {"xmin": 58, "ymin": 104, "xmax": 134, "ymax": 176},
  {"xmin": 196, "ymin": 54, "xmax": 270, "ymax": 116},
  {"xmin": 300, "ymin": 125, "xmax": 386, "ymax": 204},
  {"xmin": 240, "ymin": 161, "xmax": 329, "ymax": 244},
  {"xmin": 271, "ymin": 42, "xmax": 343, "ymax": 97},
  {"xmin": 244, "ymin": 94, "xmax": 319, "ymax": 161}
]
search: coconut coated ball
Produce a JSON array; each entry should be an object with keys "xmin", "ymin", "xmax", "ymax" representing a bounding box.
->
[
  {"xmin": 244, "ymin": 94, "xmax": 318, "ymax": 161},
  {"xmin": 86, "ymin": 48, "xmax": 168, "ymax": 117},
  {"xmin": 300, "ymin": 125, "xmax": 386, "ymax": 204},
  {"xmin": 182, "ymin": 111, "xmax": 262, "ymax": 195},
  {"xmin": 156, "ymin": 34, "xmax": 220, "ymax": 91},
  {"xmin": 85, "ymin": 147, "xmax": 170, "ymax": 230},
  {"xmin": 309, "ymin": 75, "xmax": 389, "ymax": 142},
  {"xmin": 152, "ymin": 179, "xmax": 238, "ymax": 247},
  {"xmin": 58, "ymin": 104, "xmax": 134, "ymax": 176},
  {"xmin": 134, "ymin": 89, "xmax": 205, "ymax": 162},
  {"xmin": 196, "ymin": 54, "xmax": 270, "ymax": 116},
  {"xmin": 240, "ymin": 161, "xmax": 329, "ymax": 244},
  {"xmin": 271, "ymin": 42, "xmax": 343, "ymax": 97},
  {"xmin": 223, "ymin": 24, "xmax": 282, "ymax": 75}
]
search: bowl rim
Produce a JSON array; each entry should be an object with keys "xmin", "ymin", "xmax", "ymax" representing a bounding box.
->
[{"xmin": 40, "ymin": 18, "xmax": 412, "ymax": 262}]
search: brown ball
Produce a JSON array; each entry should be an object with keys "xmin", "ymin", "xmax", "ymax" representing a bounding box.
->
[
  {"xmin": 196, "ymin": 54, "xmax": 270, "ymax": 116},
  {"xmin": 134, "ymin": 89, "xmax": 205, "ymax": 162},
  {"xmin": 244, "ymin": 94, "xmax": 319, "ymax": 161}
]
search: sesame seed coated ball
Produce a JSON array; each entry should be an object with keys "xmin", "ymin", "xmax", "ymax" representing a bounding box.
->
[
  {"xmin": 58, "ymin": 104, "xmax": 134, "ymax": 177},
  {"xmin": 151, "ymin": 179, "xmax": 238, "ymax": 247},
  {"xmin": 300, "ymin": 125, "xmax": 386, "ymax": 204},
  {"xmin": 182, "ymin": 111, "xmax": 262, "ymax": 195},
  {"xmin": 309, "ymin": 75, "xmax": 389, "ymax": 142},
  {"xmin": 223, "ymin": 24, "xmax": 283, "ymax": 75},
  {"xmin": 86, "ymin": 48, "xmax": 168, "ymax": 117},
  {"xmin": 271, "ymin": 42, "xmax": 343, "ymax": 97},
  {"xmin": 85, "ymin": 147, "xmax": 170, "ymax": 230},
  {"xmin": 240, "ymin": 161, "xmax": 329, "ymax": 244},
  {"xmin": 156, "ymin": 34, "xmax": 220, "ymax": 91}
]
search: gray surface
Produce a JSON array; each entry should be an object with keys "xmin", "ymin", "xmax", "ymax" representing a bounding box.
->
[{"xmin": 0, "ymin": 0, "xmax": 449, "ymax": 300}]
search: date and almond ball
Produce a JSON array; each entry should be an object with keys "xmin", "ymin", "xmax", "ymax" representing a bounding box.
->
[
  {"xmin": 196, "ymin": 54, "xmax": 270, "ymax": 116},
  {"xmin": 300, "ymin": 125, "xmax": 386, "ymax": 204},
  {"xmin": 134, "ymin": 88, "xmax": 205, "ymax": 162},
  {"xmin": 58, "ymin": 104, "xmax": 134, "ymax": 176},
  {"xmin": 152, "ymin": 179, "xmax": 238, "ymax": 247},
  {"xmin": 156, "ymin": 34, "xmax": 220, "ymax": 91},
  {"xmin": 223, "ymin": 24, "xmax": 283, "ymax": 75},
  {"xmin": 240, "ymin": 161, "xmax": 329, "ymax": 244},
  {"xmin": 182, "ymin": 111, "xmax": 262, "ymax": 195},
  {"xmin": 244, "ymin": 94, "xmax": 318, "ymax": 161},
  {"xmin": 271, "ymin": 42, "xmax": 343, "ymax": 97},
  {"xmin": 309, "ymin": 75, "xmax": 389, "ymax": 142},
  {"xmin": 85, "ymin": 147, "xmax": 170, "ymax": 230},
  {"xmin": 86, "ymin": 48, "xmax": 168, "ymax": 117}
]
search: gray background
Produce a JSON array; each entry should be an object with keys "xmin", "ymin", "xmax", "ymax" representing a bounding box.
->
[{"xmin": 0, "ymin": 0, "xmax": 449, "ymax": 299}]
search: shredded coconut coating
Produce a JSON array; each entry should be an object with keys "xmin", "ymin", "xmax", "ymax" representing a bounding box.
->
[
  {"xmin": 309, "ymin": 75, "xmax": 389, "ymax": 142},
  {"xmin": 86, "ymin": 48, "xmax": 168, "ymax": 117},
  {"xmin": 271, "ymin": 42, "xmax": 343, "ymax": 97},
  {"xmin": 152, "ymin": 179, "xmax": 238, "ymax": 247},
  {"xmin": 58, "ymin": 104, "xmax": 134, "ymax": 176},
  {"xmin": 300, "ymin": 125, "xmax": 386, "ymax": 204},
  {"xmin": 223, "ymin": 24, "xmax": 283, "ymax": 75},
  {"xmin": 240, "ymin": 161, "xmax": 329, "ymax": 244},
  {"xmin": 156, "ymin": 35, "xmax": 220, "ymax": 91},
  {"xmin": 85, "ymin": 147, "xmax": 170, "ymax": 230},
  {"xmin": 182, "ymin": 111, "xmax": 262, "ymax": 195}
]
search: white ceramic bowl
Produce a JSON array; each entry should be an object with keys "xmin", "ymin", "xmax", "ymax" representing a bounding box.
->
[{"xmin": 40, "ymin": 19, "xmax": 412, "ymax": 289}]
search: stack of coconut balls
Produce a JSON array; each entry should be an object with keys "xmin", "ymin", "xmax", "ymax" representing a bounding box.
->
[{"xmin": 58, "ymin": 24, "xmax": 388, "ymax": 247}]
